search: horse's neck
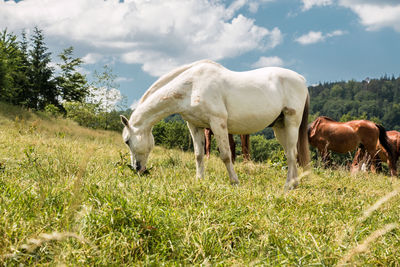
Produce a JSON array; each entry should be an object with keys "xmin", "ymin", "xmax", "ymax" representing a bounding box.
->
[{"xmin": 130, "ymin": 89, "xmax": 184, "ymax": 129}]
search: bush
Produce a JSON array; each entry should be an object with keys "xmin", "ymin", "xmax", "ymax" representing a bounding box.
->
[
  {"xmin": 152, "ymin": 120, "xmax": 193, "ymax": 151},
  {"xmin": 63, "ymin": 101, "xmax": 104, "ymax": 129},
  {"xmin": 44, "ymin": 104, "xmax": 61, "ymax": 117},
  {"xmin": 250, "ymin": 135, "xmax": 286, "ymax": 165}
]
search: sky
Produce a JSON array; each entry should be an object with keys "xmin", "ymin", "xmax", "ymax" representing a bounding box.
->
[{"xmin": 1, "ymin": 0, "xmax": 400, "ymax": 109}]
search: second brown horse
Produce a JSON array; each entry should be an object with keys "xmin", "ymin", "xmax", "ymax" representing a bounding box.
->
[
  {"xmin": 354, "ymin": 130, "xmax": 400, "ymax": 176},
  {"xmin": 308, "ymin": 116, "xmax": 395, "ymax": 174}
]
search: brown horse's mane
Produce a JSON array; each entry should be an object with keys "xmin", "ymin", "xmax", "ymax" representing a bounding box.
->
[{"xmin": 318, "ymin": 116, "xmax": 336, "ymax": 122}]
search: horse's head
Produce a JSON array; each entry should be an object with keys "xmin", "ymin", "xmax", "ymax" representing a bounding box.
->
[{"xmin": 120, "ymin": 115, "xmax": 154, "ymax": 172}]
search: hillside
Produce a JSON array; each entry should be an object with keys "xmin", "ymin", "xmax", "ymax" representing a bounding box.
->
[
  {"xmin": 309, "ymin": 76, "xmax": 400, "ymax": 130},
  {"xmin": 1, "ymin": 102, "xmax": 399, "ymax": 265}
]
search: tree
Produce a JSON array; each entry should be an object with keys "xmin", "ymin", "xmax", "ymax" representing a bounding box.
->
[
  {"xmin": 91, "ymin": 65, "xmax": 124, "ymax": 129},
  {"xmin": 56, "ymin": 46, "xmax": 89, "ymax": 105},
  {"xmin": 27, "ymin": 27, "xmax": 56, "ymax": 109},
  {"xmin": 14, "ymin": 30, "xmax": 31, "ymax": 105},
  {"xmin": 0, "ymin": 29, "xmax": 26, "ymax": 104}
]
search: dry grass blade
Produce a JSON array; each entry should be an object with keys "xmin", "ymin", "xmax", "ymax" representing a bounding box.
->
[
  {"xmin": 358, "ymin": 186, "xmax": 400, "ymax": 223},
  {"xmin": 337, "ymin": 223, "xmax": 398, "ymax": 266},
  {"xmin": 2, "ymin": 231, "xmax": 86, "ymax": 259},
  {"xmin": 21, "ymin": 232, "xmax": 86, "ymax": 253}
]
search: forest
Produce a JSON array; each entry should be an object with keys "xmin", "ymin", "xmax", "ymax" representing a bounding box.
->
[
  {"xmin": 2, "ymin": 27, "xmax": 400, "ymax": 162},
  {"xmin": 309, "ymin": 77, "xmax": 400, "ymax": 131}
]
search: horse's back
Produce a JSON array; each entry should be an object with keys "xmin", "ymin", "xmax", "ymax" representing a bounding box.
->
[{"xmin": 221, "ymin": 67, "xmax": 308, "ymax": 134}]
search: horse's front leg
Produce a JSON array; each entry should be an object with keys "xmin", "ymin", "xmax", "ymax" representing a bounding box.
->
[
  {"xmin": 210, "ymin": 117, "xmax": 239, "ymax": 185},
  {"xmin": 187, "ymin": 122, "xmax": 205, "ymax": 179},
  {"xmin": 320, "ymin": 145, "xmax": 331, "ymax": 168}
]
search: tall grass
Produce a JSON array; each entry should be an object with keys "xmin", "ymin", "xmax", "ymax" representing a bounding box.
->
[{"xmin": 1, "ymin": 102, "xmax": 399, "ymax": 265}]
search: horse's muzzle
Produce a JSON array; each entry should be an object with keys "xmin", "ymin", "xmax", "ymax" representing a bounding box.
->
[{"xmin": 135, "ymin": 161, "xmax": 141, "ymax": 171}]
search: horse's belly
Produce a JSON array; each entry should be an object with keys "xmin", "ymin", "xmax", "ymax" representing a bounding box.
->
[
  {"xmin": 327, "ymin": 138, "xmax": 359, "ymax": 154},
  {"xmin": 227, "ymin": 110, "xmax": 281, "ymax": 134},
  {"xmin": 225, "ymin": 94, "xmax": 283, "ymax": 134}
]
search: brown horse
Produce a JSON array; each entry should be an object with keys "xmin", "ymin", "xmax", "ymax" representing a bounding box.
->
[
  {"xmin": 354, "ymin": 130, "xmax": 400, "ymax": 176},
  {"xmin": 204, "ymin": 128, "xmax": 250, "ymax": 163},
  {"xmin": 308, "ymin": 116, "xmax": 394, "ymax": 173}
]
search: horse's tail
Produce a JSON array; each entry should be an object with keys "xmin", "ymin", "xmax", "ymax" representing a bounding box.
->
[
  {"xmin": 376, "ymin": 124, "xmax": 395, "ymax": 164},
  {"xmin": 297, "ymin": 93, "xmax": 311, "ymax": 169}
]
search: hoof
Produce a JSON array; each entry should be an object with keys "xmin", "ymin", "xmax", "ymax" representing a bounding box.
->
[
  {"xmin": 230, "ymin": 179, "xmax": 239, "ymax": 186},
  {"xmin": 284, "ymin": 180, "xmax": 299, "ymax": 191}
]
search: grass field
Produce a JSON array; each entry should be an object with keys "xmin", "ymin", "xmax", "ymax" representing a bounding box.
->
[{"xmin": 1, "ymin": 103, "xmax": 399, "ymax": 266}]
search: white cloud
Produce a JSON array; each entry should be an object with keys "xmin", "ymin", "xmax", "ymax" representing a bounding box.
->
[
  {"xmin": 295, "ymin": 31, "xmax": 324, "ymax": 45},
  {"xmin": 295, "ymin": 30, "xmax": 346, "ymax": 45},
  {"xmin": 0, "ymin": 0, "xmax": 283, "ymax": 77},
  {"xmin": 248, "ymin": 0, "xmax": 275, "ymax": 13},
  {"xmin": 301, "ymin": 0, "xmax": 333, "ymax": 11},
  {"xmin": 300, "ymin": 0, "xmax": 400, "ymax": 32},
  {"xmin": 115, "ymin": 76, "xmax": 134, "ymax": 83},
  {"xmin": 82, "ymin": 53, "xmax": 104, "ymax": 65},
  {"xmin": 252, "ymin": 56, "xmax": 284, "ymax": 68},
  {"xmin": 226, "ymin": 0, "xmax": 275, "ymax": 15},
  {"xmin": 338, "ymin": 0, "xmax": 400, "ymax": 32},
  {"xmin": 326, "ymin": 30, "xmax": 346, "ymax": 37}
]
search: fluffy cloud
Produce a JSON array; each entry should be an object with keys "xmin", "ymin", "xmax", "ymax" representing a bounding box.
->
[
  {"xmin": 301, "ymin": 0, "xmax": 400, "ymax": 32},
  {"xmin": 295, "ymin": 30, "xmax": 346, "ymax": 45},
  {"xmin": 226, "ymin": 0, "xmax": 275, "ymax": 15},
  {"xmin": 82, "ymin": 53, "xmax": 104, "ymax": 65},
  {"xmin": 0, "ymin": 0, "xmax": 282, "ymax": 76},
  {"xmin": 252, "ymin": 56, "xmax": 284, "ymax": 68},
  {"xmin": 338, "ymin": 0, "xmax": 400, "ymax": 32},
  {"xmin": 301, "ymin": 0, "xmax": 333, "ymax": 11}
]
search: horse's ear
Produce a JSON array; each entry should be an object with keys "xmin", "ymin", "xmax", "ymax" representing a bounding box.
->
[
  {"xmin": 309, "ymin": 119, "xmax": 321, "ymax": 139},
  {"xmin": 120, "ymin": 115, "xmax": 130, "ymax": 128}
]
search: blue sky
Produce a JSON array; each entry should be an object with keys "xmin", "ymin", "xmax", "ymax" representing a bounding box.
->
[{"xmin": 1, "ymin": 0, "xmax": 400, "ymax": 108}]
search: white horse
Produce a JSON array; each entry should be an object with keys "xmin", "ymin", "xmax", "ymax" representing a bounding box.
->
[{"xmin": 121, "ymin": 60, "xmax": 310, "ymax": 190}]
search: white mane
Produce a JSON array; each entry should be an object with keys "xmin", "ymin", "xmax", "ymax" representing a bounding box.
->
[{"xmin": 139, "ymin": 59, "xmax": 222, "ymax": 104}]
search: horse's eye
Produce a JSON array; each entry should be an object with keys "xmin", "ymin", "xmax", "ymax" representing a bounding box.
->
[{"xmin": 125, "ymin": 140, "xmax": 129, "ymax": 146}]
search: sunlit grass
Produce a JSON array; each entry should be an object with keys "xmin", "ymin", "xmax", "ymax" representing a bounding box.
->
[{"xmin": 1, "ymin": 102, "xmax": 399, "ymax": 265}]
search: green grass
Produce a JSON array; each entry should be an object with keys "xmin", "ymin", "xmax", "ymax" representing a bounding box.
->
[{"xmin": 1, "ymin": 102, "xmax": 399, "ymax": 266}]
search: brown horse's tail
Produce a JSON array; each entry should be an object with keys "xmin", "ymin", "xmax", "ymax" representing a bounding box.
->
[
  {"xmin": 376, "ymin": 124, "xmax": 395, "ymax": 164},
  {"xmin": 297, "ymin": 93, "xmax": 311, "ymax": 169}
]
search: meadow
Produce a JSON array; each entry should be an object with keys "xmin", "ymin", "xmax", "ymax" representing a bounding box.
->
[{"xmin": 0, "ymin": 103, "xmax": 399, "ymax": 266}]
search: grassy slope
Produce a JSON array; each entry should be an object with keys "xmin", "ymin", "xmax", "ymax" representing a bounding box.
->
[{"xmin": 0, "ymin": 102, "xmax": 399, "ymax": 266}]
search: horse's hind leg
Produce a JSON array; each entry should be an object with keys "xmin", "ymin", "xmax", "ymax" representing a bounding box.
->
[
  {"xmin": 229, "ymin": 134, "xmax": 236, "ymax": 163},
  {"xmin": 204, "ymin": 128, "xmax": 212, "ymax": 159},
  {"xmin": 187, "ymin": 122, "xmax": 205, "ymax": 179},
  {"xmin": 210, "ymin": 117, "xmax": 239, "ymax": 184},
  {"xmin": 241, "ymin": 134, "xmax": 251, "ymax": 161},
  {"xmin": 273, "ymin": 122, "xmax": 300, "ymax": 190}
]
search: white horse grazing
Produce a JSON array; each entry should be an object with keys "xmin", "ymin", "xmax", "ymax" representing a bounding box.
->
[{"xmin": 121, "ymin": 60, "xmax": 310, "ymax": 190}]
